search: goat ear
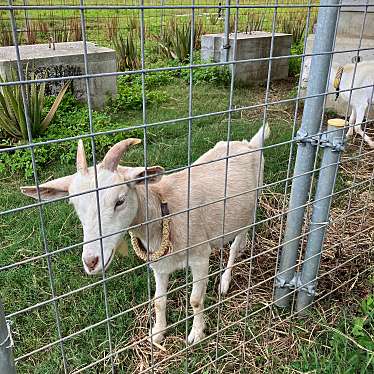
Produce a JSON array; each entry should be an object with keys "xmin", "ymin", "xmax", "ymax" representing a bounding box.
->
[
  {"xmin": 20, "ymin": 175, "xmax": 73, "ymax": 201},
  {"xmin": 118, "ymin": 166, "xmax": 164, "ymax": 188},
  {"xmin": 76, "ymin": 139, "xmax": 88, "ymax": 174}
]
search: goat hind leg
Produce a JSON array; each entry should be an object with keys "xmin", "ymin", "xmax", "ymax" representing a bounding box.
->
[
  {"xmin": 354, "ymin": 105, "xmax": 374, "ymax": 148},
  {"xmin": 346, "ymin": 109, "xmax": 356, "ymax": 138},
  {"xmin": 219, "ymin": 231, "xmax": 247, "ymax": 295}
]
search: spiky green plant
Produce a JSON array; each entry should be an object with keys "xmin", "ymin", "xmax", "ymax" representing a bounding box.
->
[
  {"xmin": 208, "ymin": 13, "xmax": 220, "ymax": 26},
  {"xmin": 0, "ymin": 19, "xmax": 13, "ymax": 46},
  {"xmin": 127, "ymin": 16, "xmax": 140, "ymax": 34},
  {"xmin": 154, "ymin": 18, "xmax": 204, "ymax": 62},
  {"xmin": 25, "ymin": 20, "xmax": 38, "ymax": 44},
  {"xmin": 279, "ymin": 12, "xmax": 308, "ymax": 44},
  {"xmin": 113, "ymin": 32, "xmax": 140, "ymax": 70},
  {"xmin": 0, "ymin": 67, "xmax": 70, "ymax": 140},
  {"xmin": 69, "ymin": 17, "xmax": 82, "ymax": 41},
  {"xmin": 50, "ymin": 17, "xmax": 82, "ymax": 44},
  {"xmin": 107, "ymin": 16, "xmax": 119, "ymax": 41},
  {"xmin": 245, "ymin": 11, "xmax": 266, "ymax": 34}
]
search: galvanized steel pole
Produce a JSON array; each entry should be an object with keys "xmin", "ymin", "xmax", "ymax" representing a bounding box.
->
[
  {"xmin": 0, "ymin": 299, "xmax": 16, "ymax": 374},
  {"xmin": 160, "ymin": 0, "xmax": 165, "ymax": 40},
  {"xmin": 223, "ymin": 0, "xmax": 231, "ymax": 62},
  {"xmin": 296, "ymin": 119, "xmax": 346, "ymax": 313},
  {"xmin": 274, "ymin": 0, "xmax": 340, "ymax": 308}
]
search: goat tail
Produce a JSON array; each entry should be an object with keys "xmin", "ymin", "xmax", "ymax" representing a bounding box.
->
[{"xmin": 248, "ymin": 123, "xmax": 270, "ymax": 149}]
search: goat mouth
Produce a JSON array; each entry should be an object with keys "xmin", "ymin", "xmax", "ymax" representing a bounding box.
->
[
  {"xmin": 103, "ymin": 249, "xmax": 115, "ymax": 271},
  {"xmin": 87, "ymin": 250, "xmax": 115, "ymax": 275}
]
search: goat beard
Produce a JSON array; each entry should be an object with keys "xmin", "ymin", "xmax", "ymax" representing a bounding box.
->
[{"xmin": 115, "ymin": 239, "xmax": 128, "ymax": 257}]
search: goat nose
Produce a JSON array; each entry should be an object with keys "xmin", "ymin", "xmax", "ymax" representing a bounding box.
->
[{"xmin": 84, "ymin": 256, "xmax": 99, "ymax": 271}]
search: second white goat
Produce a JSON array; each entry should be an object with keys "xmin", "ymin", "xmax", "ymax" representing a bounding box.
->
[
  {"xmin": 21, "ymin": 124, "xmax": 269, "ymax": 344},
  {"xmin": 331, "ymin": 60, "xmax": 374, "ymax": 147},
  {"xmin": 302, "ymin": 58, "xmax": 374, "ymax": 148}
]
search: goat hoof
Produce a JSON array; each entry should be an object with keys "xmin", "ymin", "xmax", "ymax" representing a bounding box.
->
[
  {"xmin": 150, "ymin": 326, "xmax": 165, "ymax": 344},
  {"xmin": 187, "ymin": 328, "xmax": 205, "ymax": 345},
  {"xmin": 219, "ymin": 270, "xmax": 231, "ymax": 296}
]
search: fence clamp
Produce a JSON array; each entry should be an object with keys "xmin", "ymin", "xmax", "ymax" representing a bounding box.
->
[
  {"xmin": 275, "ymin": 272, "xmax": 301, "ymax": 290},
  {"xmin": 275, "ymin": 273, "xmax": 316, "ymax": 296},
  {"xmin": 299, "ymin": 282, "xmax": 316, "ymax": 297},
  {"xmin": 0, "ymin": 320, "xmax": 14, "ymax": 349},
  {"xmin": 295, "ymin": 129, "xmax": 345, "ymax": 152},
  {"xmin": 329, "ymin": 135, "xmax": 346, "ymax": 153},
  {"xmin": 295, "ymin": 129, "xmax": 316, "ymax": 146},
  {"xmin": 222, "ymin": 43, "xmax": 231, "ymax": 50}
]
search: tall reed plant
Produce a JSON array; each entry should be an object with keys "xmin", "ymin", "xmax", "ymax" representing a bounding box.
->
[{"xmin": 0, "ymin": 67, "xmax": 70, "ymax": 141}]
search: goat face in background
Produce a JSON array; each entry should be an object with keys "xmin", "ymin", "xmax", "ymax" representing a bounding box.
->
[{"xmin": 20, "ymin": 139, "xmax": 163, "ymax": 275}]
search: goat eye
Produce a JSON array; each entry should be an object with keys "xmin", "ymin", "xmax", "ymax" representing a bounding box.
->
[{"xmin": 115, "ymin": 199, "xmax": 125, "ymax": 209}]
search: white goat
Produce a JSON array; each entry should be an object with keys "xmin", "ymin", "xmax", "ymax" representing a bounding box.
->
[
  {"xmin": 21, "ymin": 124, "xmax": 269, "ymax": 344},
  {"xmin": 302, "ymin": 58, "xmax": 374, "ymax": 148}
]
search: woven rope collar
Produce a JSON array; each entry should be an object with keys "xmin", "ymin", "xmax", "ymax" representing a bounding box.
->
[
  {"xmin": 129, "ymin": 201, "xmax": 173, "ymax": 262},
  {"xmin": 333, "ymin": 65, "xmax": 344, "ymax": 101}
]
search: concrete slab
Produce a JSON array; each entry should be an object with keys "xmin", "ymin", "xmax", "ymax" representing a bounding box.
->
[
  {"xmin": 0, "ymin": 42, "xmax": 117, "ymax": 109},
  {"xmin": 201, "ymin": 32, "xmax": 292, "ymax": 85}
]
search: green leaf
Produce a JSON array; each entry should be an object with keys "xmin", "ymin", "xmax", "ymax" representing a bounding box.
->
[{"xmin": 41, "ymin": 81, "xmax": 70, "ymax": 131}]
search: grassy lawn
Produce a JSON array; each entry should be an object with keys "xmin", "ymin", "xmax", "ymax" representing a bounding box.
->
[{"xmin": 0, "ymin": 68, "xmax": 373, "ymax": 373}]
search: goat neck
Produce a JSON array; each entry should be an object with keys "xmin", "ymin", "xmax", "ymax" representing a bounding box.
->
[{"xmin": 130, "ymin": 184, "xmax": 164, "ymax": 253}]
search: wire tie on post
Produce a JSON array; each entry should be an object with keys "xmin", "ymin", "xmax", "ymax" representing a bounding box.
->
[
  {"xmin": 0, "ymin": 320, "xmax": 14, "ymax": 349},
  {"xmin": 311, "ymin": 220, "xmax": 330, "ymax": 226}
]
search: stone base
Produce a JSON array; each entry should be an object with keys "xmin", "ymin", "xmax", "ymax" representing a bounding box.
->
[
  {"xmin": 0, "ymin": 42, "xmax": 117, "ymax": 109},
  {"xmin": 201, "ymin": 32, "xmax": 292, "ymax": 85},
  {"xmin": 301, "ymin": 35, "xmax": 374, "ymax": 117}
]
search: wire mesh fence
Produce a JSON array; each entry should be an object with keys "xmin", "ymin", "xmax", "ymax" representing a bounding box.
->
[
  {"xmin": 0, "ymin": 1, "xmax": 318, "ymax": 49},
  {"xmin": 0, "ymin": 0, "xmax": 373, "ymax": 373}
]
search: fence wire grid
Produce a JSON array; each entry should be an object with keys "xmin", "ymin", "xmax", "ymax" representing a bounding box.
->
[{"xmin": 0, "ymin": 0, "xmax": 373, "ymax": 373}]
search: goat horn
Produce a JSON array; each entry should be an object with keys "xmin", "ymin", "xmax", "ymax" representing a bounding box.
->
[
  {"xmin": 102, "ymin": 138, "xmax": 142, "ymax": 171},
  {"xmin": 76, "ymin": 139, "xmax": 88, "ymax": 174}
]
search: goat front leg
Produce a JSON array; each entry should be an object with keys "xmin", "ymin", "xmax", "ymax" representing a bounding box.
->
[
  {"xmin": 150, "ymin": 271, "xmax": 169, "ymax": 344},
  {"xmin": 188, "ymin": 258, "xmax": 209, "ymax": 345}
]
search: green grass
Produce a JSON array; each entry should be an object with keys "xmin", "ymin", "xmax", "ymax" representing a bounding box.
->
[
  {"xmin": 0, "ymin": 63, "xmax": 372, "ymax": 373},
  {"xmin": 286, "ymin": 295, "xmax": 374, "ymax": 374}
]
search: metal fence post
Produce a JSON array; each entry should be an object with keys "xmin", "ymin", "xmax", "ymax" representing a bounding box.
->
[
  {"xmin": 0, "ymin": 299, "xmax": 16, "ymax": 374},
  {"xmin": 274, "ymin": 0, "xmax": 340, "ymax": 308},
  {"xmin": 22, "ymin": 0, "xmax": 30, "ymax": 39},
  {"xmin": 223, "ymin": 0, "xmax": 231, "ymax": 62},
  {"xmin": 296, "ymin": 119, "xmax": 346, "ymax": 313},
  {"xmin": 159, "ymin": 0, "xmax": 165, "ymax": 39}
]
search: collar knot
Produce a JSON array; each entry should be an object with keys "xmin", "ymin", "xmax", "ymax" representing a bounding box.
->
[
  {"xmin": 129, "ymin": 200, "xmax": 173, "ymax": 262},
  {"xmin": 333, "ymin": 65, "xmax": 344, "ymax": 101}
]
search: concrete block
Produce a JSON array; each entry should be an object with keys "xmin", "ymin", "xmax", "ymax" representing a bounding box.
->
[
  {"xmin": 334, "ymin": 0, "xmax": 374, "ymax": 39},
  {"xmin": 336, "ymin": 12, "xmax": 374, "ymax": 40},
  {"xmin": 301, "ymin": 34, "xmax": 374, "ymax": 116},
  {"xmin": 0, "ymin": 42, "xmax": 117, "ymax": 109},
  {"xmin": 201, "ymin": 32, "xmax": 292, "ymax": 85}
]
